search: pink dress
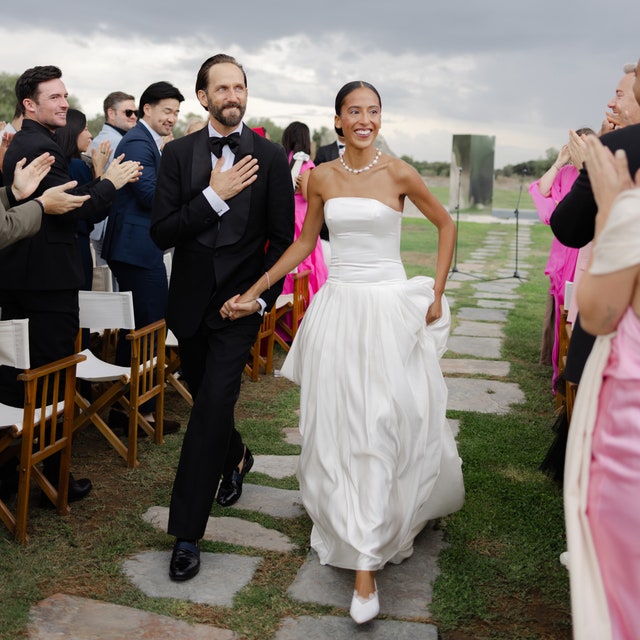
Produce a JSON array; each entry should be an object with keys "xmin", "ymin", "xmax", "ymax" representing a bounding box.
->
[
  {"xmin": 281, "ymin": 156, "xmax": 328, "ymax": 302},
  {"xmin": 529, "ymin": 165, "xmax": 579, "ymax": 388},
  {"xmin": 587, "ymin": 307, "xmax": 640, "ymax": 640},
  {"xmin": 564, "ymin": 189, "xmax": 640, "ymax": 639}
]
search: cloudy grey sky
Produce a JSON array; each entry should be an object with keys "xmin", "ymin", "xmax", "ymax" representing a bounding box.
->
[{"xmin": 1, "ymin": 1, "xmax": 636, "ymax": 167}]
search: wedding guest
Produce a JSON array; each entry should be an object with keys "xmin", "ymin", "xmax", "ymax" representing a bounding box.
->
[
  {"xmin": 529, "ymin": 127, "xmax": 595, "ymax": 389},
  {"xmin": 280, "ymin": 121, "xmax": 328, "ymax": 310},
  {"xmin": 89, "ymin": 91, "xmax": 138, "ymax": 266},
  {"xmin": 225, "ymin": 80, "xmax": 464, "ymax": 624},
  {"xmin": 564, "ymin": 136, "xmax": 640, "ymax": 640}
]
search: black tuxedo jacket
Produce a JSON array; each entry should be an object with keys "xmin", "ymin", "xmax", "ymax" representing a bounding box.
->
[
  {"xmin": 314, "ymin": 141, "xmax": 340, "ymax": 165},
  {"xmin": 0, "ymin": 119, "xmax": 116, "ymax": 290},
  {"xmin": 551, "ymin": 123, "xmax": 640, "ymax": 248},
  {"xmin": 151, "ymin": 125, "xmax": 294, "ymax": 338}
]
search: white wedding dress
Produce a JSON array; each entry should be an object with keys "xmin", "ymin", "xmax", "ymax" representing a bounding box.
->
[{"xmin": 281, "ymin": 197, "xmax": 465, "ymax": 571}]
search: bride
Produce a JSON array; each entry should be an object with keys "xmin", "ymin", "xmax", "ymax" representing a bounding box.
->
[{"xmin": 222, "ymin": 80, "xmax": 465, "ymax": 624}]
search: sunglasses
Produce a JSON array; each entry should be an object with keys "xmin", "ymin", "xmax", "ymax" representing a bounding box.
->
[{"xmin": 124, "ymin": 109, "xmax": 138, "ymax": 118}]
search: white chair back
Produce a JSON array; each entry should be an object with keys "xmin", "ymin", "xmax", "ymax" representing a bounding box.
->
[
  {"xmin": 0, "ymin": 319, "xmax": 30, "ymax": 369},
  {"xmin": 78, "ymin": 291, "xmax": 136, "ymax": 331}
]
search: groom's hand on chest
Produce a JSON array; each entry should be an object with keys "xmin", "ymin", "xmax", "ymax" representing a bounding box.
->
[{"xmin": 209, "ymin": 155, "xmax": 259, "ymax": 201}]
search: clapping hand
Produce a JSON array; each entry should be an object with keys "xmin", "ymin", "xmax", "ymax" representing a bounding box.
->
[
  {"xmin": 10, "ymin": 152, "xmax": 55, "ymax": 201},
  {"xmin": 584, "ymin": 136, "xmax": 638, "ymax": 233},
  {"xmin": 101, "ymin": 153, "xmax": 143, "ymax": 189},
  {"xmin": 90, "ymin": 140, "xmax": 112, "ymax": 177}
]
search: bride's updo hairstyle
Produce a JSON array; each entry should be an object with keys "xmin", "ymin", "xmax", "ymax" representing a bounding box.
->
[{"xmin": 334, "ymin": 81, "xmax": 381, "ymax": 136}]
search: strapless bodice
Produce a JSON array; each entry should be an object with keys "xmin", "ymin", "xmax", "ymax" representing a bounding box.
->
[{"xmin": 324, "ymin": 197, "xmax": 406, "ymax": 284}]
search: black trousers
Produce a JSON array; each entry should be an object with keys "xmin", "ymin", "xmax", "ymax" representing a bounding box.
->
[{"xmin": 167, "ymin": 316, "xmax": 260, "ymax": 540}]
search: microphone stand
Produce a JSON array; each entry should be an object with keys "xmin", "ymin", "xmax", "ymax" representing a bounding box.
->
[
  {"xmin": 449, "ymin": 166, "xmax": 483, "ymax": 280},
  {"xmin": 487, "ymin": 169, "xmax": 527, "ymax": 282}
]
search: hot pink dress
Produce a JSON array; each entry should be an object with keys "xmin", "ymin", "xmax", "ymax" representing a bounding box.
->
[
  {"xmin": 281, "ymin": 156, "xmax": 328, "ymax": 301},
  {"xmin": 529, "ymin": 166, "xmax": 579, "ymax": 388},
  {"xmin": 564, "ymin": 189, "xmax": 640, "ymax": 640}
]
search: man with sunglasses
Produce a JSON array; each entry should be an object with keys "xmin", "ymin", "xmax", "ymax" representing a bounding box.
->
[{"xmin": 89, "ymin": 91, "xmax": 138, "ymax": 264}]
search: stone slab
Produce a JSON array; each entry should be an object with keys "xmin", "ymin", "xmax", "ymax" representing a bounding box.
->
[
  {"xmin": 455, "ymin": 307, "xmax": 509, "ymax": 322},
  {"xmin": 473, "ymin": 290, "xmax": 520, "ymax": 300},
  {"xmin": 440, "ymin": 358, "xmax": 509, "ymax": 377},
  {"xmin": 254, "ymin": 454, "xmax": 299, "ymax": 479},
  {"xmin": 288, "ymin": 524, "xmax": 445, "ymax": 619},
  {"xmin": 123, "ymin": 550, "xmax": 261, "ymax": 607},
  {"xmin": 477, "ymin": 298, "xmax": 515, "ymax": 310},
  {"xmin": 447, "ymin": 336, "xmax": 502, "ymax": 359},
  {"xmin": 143, "ymin": 506, "xmax": 296, "ymax": 553},
  {"xmin": 453, "ymin": 320, "xmax": 504, "ymax": 338},
  {"xmin": 284, "ymin": 427, "xmax": 302, "ymax": 446},
  {"xmin": 445, "ymin": 378, "xmax": 524, "ymax": 414},
  {"xmin": 473, "ymin": 281, "xmax": 521, "ymax": 294},
  {"xmin": 28, "ymin": 593, "xmax": 236, "ymax": 640},
  {"xmin": 274, "ymin": 615, "xmax": 438, "ymax": 639},
  {"xmin": 230, "ymin": 483, "xmax": 305, "ymax": 518}
]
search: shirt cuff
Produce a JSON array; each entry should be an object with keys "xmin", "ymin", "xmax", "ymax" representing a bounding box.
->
[
  {"xmin": 203, "ymin": 186, "xmax": 230, "ymax": 216},
  {"xmin": 256, "ymin": 298, "xmax": 267, "ymax": 316}
]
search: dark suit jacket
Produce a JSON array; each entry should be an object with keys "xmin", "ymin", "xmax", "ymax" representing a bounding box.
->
[
  {"xmin": 551, "ymin": 124, "xmax": 640, "ymax": 248},
  {"xmin": 314, "ymin": 141, "xmax": 340, "ymax": 165},
  {"xmin": 102, "ymin": 121, "xmax": 164, "ymax": 268},
  {"xmin": 150, "ymin": 125, "xmax": 294, "ymax": 338},
  {"xmin": 0, "ymin": 119, "xmax": 116, "ymax": 290}
]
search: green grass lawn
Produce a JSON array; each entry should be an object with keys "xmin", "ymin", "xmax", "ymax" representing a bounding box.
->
[
  {"xmin": 428, "ymin": 185, "xmax": 535, "ymax": 213},
  {"xmin": 0, "ymin": 219, "xmax": 570, "ymax": 639}
]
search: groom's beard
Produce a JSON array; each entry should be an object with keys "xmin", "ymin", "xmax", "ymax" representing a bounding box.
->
[{"xmin": 209, "ymin": 101, "xmax": 246, "ymax": 128}]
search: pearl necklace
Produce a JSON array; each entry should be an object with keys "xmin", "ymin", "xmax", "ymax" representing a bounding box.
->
[{"xmin": 339, "ymin": 149, "xmax": 381, "ymax": 174}]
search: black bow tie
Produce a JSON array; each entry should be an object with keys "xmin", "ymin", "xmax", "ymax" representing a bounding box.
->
[{"xmin": 209, "ymin": 133, "xmax": 240, "ymax": 156}]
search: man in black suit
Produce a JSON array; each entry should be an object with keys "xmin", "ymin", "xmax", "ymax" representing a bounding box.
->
[
  {"xmin": 0, "ymin": 65, "xmax": 140, "ymax": 500},
  {"xmin": 151, "ymin": 53, "xmax": 294, "ymax": 581},
  {"xmin": 551, "ymin": 58, "xmax": 640, "ymax": 382},
  {"xmin": 313, "ymin": 135, "xmax": 345, "ymax": 165}
]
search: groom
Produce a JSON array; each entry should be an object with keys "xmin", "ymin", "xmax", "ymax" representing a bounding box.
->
[{"xmin": 151, "ymin": 54, "xmax": 294, "ymax": 581}]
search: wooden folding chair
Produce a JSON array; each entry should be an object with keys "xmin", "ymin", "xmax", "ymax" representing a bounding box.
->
[
  {"xmin": 165, "ymin": 329, "xmax": 193, "ymax": 406},
  {"xmin": 274, "ymin": 269, "xmax": 311, "ymax": 353},
  {"xmin": 73, "ymin": 291, "xmax": 167, "ymax": 468},
  {"xmin": 0, "ymin": 319, "xmax": 86, "ymax": 543},
  {"xmin": 244, "ymin": 306, "xmax": 277, "ymax": 381}
]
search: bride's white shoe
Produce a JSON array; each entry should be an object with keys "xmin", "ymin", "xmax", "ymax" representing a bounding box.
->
[{"xmin": 349, "ymin": 586, "xmax": 380, "ymax": 624}]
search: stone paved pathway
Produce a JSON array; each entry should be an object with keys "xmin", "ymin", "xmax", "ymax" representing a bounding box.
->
[{"xmin": 27, "ymin": 218, "xmax": 534, "ymax": 639}]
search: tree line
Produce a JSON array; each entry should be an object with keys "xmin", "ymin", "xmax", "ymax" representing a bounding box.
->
[{"xmin": 1, "ymin": 72, "xmax": 556, "ymax": 178}]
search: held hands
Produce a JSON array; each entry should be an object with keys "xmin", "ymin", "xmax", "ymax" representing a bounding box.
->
[
  {"xmin": 101, "ymin": 153, "xmax": 143, "ymax": 189},
  {"xmin": 0, "ymin": 130, "xmax": 14, "ymax": 169},
  {"xmin": 10, "ymin": 153, "xmax": 54, "ymax": 201},
  {"xmin": 209, "ymin": 155, "xmax": 258, "ymax": 201},
  {"xmin": 39, "ymin": 181, "xmax": 90, "ymax": 214},
  {"xmin": 90, "ymin": 140, "xmax": 112, "ymax": 177},
  {"xmin": 220, "ymin": 294, "xmax": 260, "ymax": 321}
]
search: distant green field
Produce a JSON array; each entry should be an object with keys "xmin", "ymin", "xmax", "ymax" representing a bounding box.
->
[{"xmin": 428, "ymin": 185, "xmax": 535, "ymax": 212}]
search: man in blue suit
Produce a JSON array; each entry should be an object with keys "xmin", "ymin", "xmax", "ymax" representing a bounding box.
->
[{"xmin": 102, "ymin": 81, "xmax": 184, "ymax": 433}]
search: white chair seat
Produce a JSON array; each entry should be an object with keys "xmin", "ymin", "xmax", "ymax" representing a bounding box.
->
[
  {"xmin": 276, "ymin": 294, "xmax": 293, "ymax": 309},
  {"xmin": 0, "ymin": 402, "xmax": 64, "ymax": 436},
  {"xmin": 76, "ymin": 349, "xmax": 131, "ymax": 383}
]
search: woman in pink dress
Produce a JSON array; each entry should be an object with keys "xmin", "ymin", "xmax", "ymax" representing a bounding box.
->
[
  {"xmin": 564, "ymin": 137, "xmax": 640, "ymax": 640},
  {"xmin": 280, "ymin": 122, "xmax": 328, "ymax": 301},
  {"xmin": 529, "ymin": 128, "xmax": 594, "ymax": 390}
]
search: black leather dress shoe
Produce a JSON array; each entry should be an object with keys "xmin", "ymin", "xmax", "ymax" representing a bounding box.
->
[
  {"xmin": 40, "ymin": 473, "xmax": 92, "ymax": 507},
  {"xmin": 169, "ymin": 539, "xmax": 200, "ymax": 581},
  {"xmin": 216, "ymin": 447, "xmax": 254, "ymax": 507}
]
